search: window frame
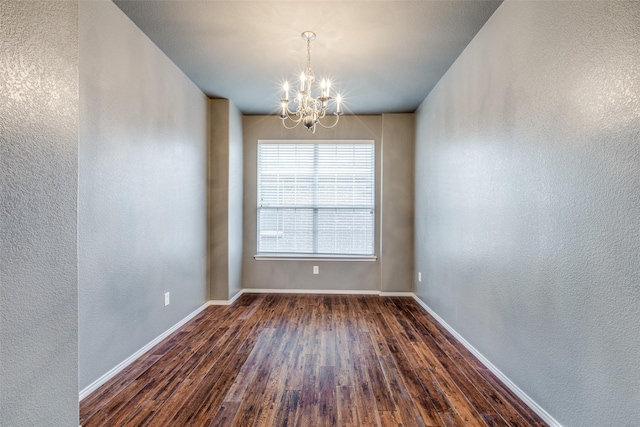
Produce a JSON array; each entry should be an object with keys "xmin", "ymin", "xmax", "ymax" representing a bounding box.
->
[{"xmin": 255, "ymin": 139, "xmax": 377, "ymax": 261}]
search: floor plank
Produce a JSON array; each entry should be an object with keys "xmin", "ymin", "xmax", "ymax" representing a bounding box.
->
[{"xmin": 80, "ymin": 295, "xmax": 548, "ymax": 427}]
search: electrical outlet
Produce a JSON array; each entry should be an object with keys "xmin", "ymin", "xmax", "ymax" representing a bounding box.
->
[
  {"xmin": 164, "ymin": 292, "xmax": 170, "ymax": 306},
  {"xmin": 313, "ymin": 266, "xmax": 319, "ymax": 275},
  {"xmin": 418, "ymin": 272, "xmax": 422, "ymax": 282}
]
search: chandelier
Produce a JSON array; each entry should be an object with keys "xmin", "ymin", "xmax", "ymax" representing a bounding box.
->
[{"xmin": 279, "ymin": 31, "xmax": 342, "ymax": 133}]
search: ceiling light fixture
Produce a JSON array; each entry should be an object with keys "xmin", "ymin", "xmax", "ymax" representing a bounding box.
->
[{"xmin": 279, "ymin": 31, "xmax": 343, "ymax": 133}]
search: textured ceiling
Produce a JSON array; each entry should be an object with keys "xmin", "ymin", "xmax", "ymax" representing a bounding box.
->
[{"xmin": 114, "ymin": 1, "xmax": 502, "ymax": 115}]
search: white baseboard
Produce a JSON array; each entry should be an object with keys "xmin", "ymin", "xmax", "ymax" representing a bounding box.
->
[
  {"xmin": 79, "ymin": 302, "xmax": 209, "ymax": 401},
  {"xmin": 379, "ymin": 291, "xmax": 414, "ymax": 297},
  {"xmin": 208, "ymin": 289, "xmax": 243, "ymax": 306},
  {"xmin": 241, "ymin": 289, "xmax": 414, "ymax": 296},
  {"xmin": 411, "ymin": 294, "xmax": 562, "ymax": 427},
  {"xmin": 210, "ymin": 288, "xmax": 414, "ymax": 303},
  {"xmin": 241, "ymin": 288, "xmax": 381, "ymax": 295}
]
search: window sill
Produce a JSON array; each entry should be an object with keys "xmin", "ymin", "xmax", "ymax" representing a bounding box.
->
[{"xmin": 254, "ymin": 254, "xmax": 377, "ymax": 262}]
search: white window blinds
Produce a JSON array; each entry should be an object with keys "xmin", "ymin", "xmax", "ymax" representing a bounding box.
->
[{"xmin": 257, "ymin": 141, "xmax": 375, "ymax": 255}]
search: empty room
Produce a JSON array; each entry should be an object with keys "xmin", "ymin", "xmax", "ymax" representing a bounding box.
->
[{"xmin": 1, "ymin": 1, "xmax": 639, "ymax": 426}]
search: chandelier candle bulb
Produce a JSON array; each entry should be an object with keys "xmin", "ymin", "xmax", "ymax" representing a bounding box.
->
[
  {"xmin": 336, "ymin": 94, "xmax": 342, "ymax": 113},
  {"xmin": 326, "ymin": 80, "xmax": 331, "ymax": 98},
  {"xmin": 300, "ymin": 72, "xmax": 305, "ymax": 91},
  {"xmin": 283, "ymin": 82, "xmax": 289, "ymax": 101}
]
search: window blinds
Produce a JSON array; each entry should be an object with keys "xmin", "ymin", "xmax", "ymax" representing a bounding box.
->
[{"xmin": 257, "ymin": 141, "xmax": 375, "ymax": 255}]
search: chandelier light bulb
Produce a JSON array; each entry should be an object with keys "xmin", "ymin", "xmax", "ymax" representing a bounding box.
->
[
  {"xmin": 280, "ymin": 101, "xmax": 287, "ymax": 118},
  {"xmin": 278, "ymin": 31, "xmax": 343, "ymax": 133}
]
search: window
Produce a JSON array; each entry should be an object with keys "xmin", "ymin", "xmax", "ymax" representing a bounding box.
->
[{"xmin": 257, "ymin": 140, "xmax": 375, "ymax": 256}]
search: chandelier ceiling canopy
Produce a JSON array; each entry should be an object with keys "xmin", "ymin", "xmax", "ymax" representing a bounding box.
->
[{"xmin": 279, "ymin": 31, "xmax": 342, "ymax": 133}]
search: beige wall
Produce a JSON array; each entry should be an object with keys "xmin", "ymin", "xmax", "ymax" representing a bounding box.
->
[
  {"xmin": 381, "ymin": 114, "xmax": 415, "ymax": 292},
  {"xmin": 228, "ymin": 102, "xmax": 244, "ymax": 298},
  {"xmin": 242, "ymin": 114, "xmax": 413, "ymax": 292},
  {"xmin": 208, "ymin": 99, "xmax": 244, "ymax": 300}
]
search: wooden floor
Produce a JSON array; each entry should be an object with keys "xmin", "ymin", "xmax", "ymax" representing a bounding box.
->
[{"xmin": 80, "ymin": 294, "xmax": 547, "ymax": 427}]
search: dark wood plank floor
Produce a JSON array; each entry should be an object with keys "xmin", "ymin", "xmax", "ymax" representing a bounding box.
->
[{"xmin": 80, "ymin": 294, "xmax": 547, "ymax": 427}]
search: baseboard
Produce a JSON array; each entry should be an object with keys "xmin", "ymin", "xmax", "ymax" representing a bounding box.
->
[
  {"xmin": 209, "ymin": 289, "xmax": 415, "ymax": 302},
  {"xmin": 241, "ymin": 289, "xmax": 414, "ymax": 296},
  {"xmin": 208, "ymin": 289, "xmax": 243, "ymax": 306},
  {"xmin": 79, "ymin": 302, "xmax": 209, "ymax": 401},
  {"xmin": 411, "ymin": 294, "xmax": 562, "ymax": 427},
  {"xmin": 379, "ymin": 291, "xmax": 414, "ymax": 297},
  {"xmin": 241, "ymin": 288, "xmax": 381, "ymax": 295}
]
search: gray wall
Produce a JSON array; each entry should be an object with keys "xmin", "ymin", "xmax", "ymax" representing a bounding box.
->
[
  {"xmin": 242, "ymin": 115, "xmax": 412, "ymax": 292},
  {"xmin": 79, "ymin": 1, "xmax": 208, "ymax": 391},
  {"xmin": 381, "ymin": 114, "xmax": 415, "ymax": 292},
  {"xmin": 208, "ymin": 99, "xmax": 244, "ymax": 300},
  {"xmin": 0, "ymin": 1, "xmax": 79, "ymax": 424},
  {"xmin": 414, "ymin": 2, "xmax": 640, "ymax": 426}
]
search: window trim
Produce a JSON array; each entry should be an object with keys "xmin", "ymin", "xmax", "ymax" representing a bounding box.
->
[{"xmin": 256, "ymin": 139, "xmax": 376, "ymax": 257}]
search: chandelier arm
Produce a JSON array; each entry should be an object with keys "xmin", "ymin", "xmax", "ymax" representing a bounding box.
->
[
  {"xmin": 316, "ymin": 113, "xmax": 341, "ymax": 129},
  {"xmin": 281, "ymin": 115, "xmax": 302, "ymax": 129},
  {"xmin": 282, "ymin": 120, "xmax": 301, "ymax": 130},
  {"xmin": 285, "ymin": 105, "xmax": 298, "ymax": 117},
  {"xmin": 318, "ymin": 105, "xmax": 328, "ymax": 120}
]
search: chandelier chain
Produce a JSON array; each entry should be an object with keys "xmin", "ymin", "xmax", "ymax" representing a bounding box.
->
[{"xmin": 307, "ymin": 38, "xmax": 312, "ymax": 73}]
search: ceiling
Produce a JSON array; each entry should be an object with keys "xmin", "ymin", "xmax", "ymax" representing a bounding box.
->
[{"xmin": 114, "ymin": 1, "xmax": 502, "ymax": 115}]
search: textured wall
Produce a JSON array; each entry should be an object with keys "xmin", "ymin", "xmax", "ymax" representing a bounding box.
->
[
  {"xmin": 381, "ymin": 114, "xmax": 415, "ymax": 292},
  {"xmin": 78, "ymin": 1, "xmax": 207, "ymax": 390},
  {"xmin": 0, "ymin": 1, "xmax": 79, "ymax": 424},
  {"xmin": 414, "ymin": 2, "xmax": 640, "ymax": 426},
  {"xmin": 242, "ymin": 116, "xmax": 382, "ymax": 291},
  {"xmin": 208, "ymin": 99, "xmax": 243, "ymax": 300}
]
